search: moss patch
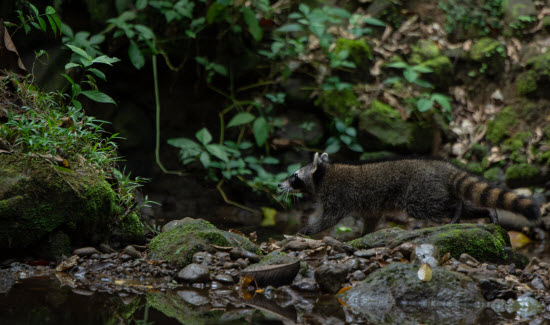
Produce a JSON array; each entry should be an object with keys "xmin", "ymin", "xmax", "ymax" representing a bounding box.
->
[
  {"xmin": 517, "ymin": 71, "xmax": 538, "ymax": 96},
  {"xmin": 505, "ymin": 163, "xmax": 540, "ymax": 184},
  {"xmin": 0, "ymin": 154, "xmax": 142, "ymax": 256},
  {"xmin": 315, "ymin": 89, "xmax": 360, "ymax": 118},
  {"xmin": 358, "ymin": 100, "xmax": 413, "ymax": 146},
  {"xmin": 486, "ymin": 106, "xmax": 519, "ymax": 144},
  {"xmin": 149, "ymin": 219, "xmax": 260, "ymax": 267},
  {"xmin": 348, "ymin": 224, "xmax": 526, "ymax": 266},
  {"xmin": 333, "ymin": 38, "xmax": 372, "ymax": 68}
]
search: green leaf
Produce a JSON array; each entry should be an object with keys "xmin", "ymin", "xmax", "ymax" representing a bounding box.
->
[
  {"xmin": 37, "ymin": 16, "xmax": 47, "ymax": 31},
  {"xmin": 403, "ymin": 69, "xmax": 419, "ymax": 83},
  {"xmin": 262, "ymin": 157, "xmax": 279, "ymax": 164},
  {"xmin": 363, "ymin": 17, "xmax": 386, "ymax": 26},
  {"xmin": 80, "ymin": 90, "xmax": 116, "ymax": 105},
  {"xmin": 339, "ymin": 134, "xmax": 352, "ymax": 145},
  {"xmin": 199, "ymin": 151, "xmax": 210, "ymax": 167},
  {"xmin": 134, "ymin": 24, "xmax": 155, "ymax": 40},
  {"xmin": 383, "ymin": 76, "xmax": 402, "ymax": 84},
  {"xmin": 299, "ymin": 4, "xmax": 310, "ymax": 15},
  {"xmin": 413, "ymin": 79, "xmax": 432, "ymax": 88},
  {"xmin": 66, "ymin": 44, "xmax": 91, "ymax": 59},
  {"xmin": 335, "ymin": 119, "xmax": 346, "ymax": 132},
  {"xmin": 206, "ymin": 2, "xmax": 226, "ymax": 24},
  {"xmin": 45, "ymin": 5, "xmax": 56, "ymax": 15},
  {"xmin": 92, "ymin": 55, "xmax": 121, "ymax": 65},
  {"xmin": 167, "ymin": 137, "xmax": 201, "ymax": 149},
  {"xmin": 227, "ymin": 112, "xmax": 255, "ymax": 127},
  {"xmin": 206, "ymin": 144, "xmax": 229, "ymax": 162},
  {"xmin": 239, "ymin": 141, "xmax": 253, "ymax": 149},
  {"xmin": 242, "ymin": 7, "xmax": 262, "ymax": 41},
  {"xmin": 348, "ymin": 143, "xmax": 364, "ymax": 152},
  {"xmin": 195, "ymin": 128, "xmax": 212, "ymax": 145},
  {"xmin": 211, "ymin": 63, "xmax": 227, "ymax": 76},
  {"xmin": 64, "ymin": 62, "xmax": 80, "ymax": 70},
  {"xmin": 46, "ymin": 15, "xmax": 57, "ymax": 35},
  {"xmin": 60, "ymin": 22, "xmax": 73, "ymax": 38},
  {"xmin": 412, "ymin": 65, "xmax": 433, "ymax": 73},
  {"xmin": 60, "ymin": 73, "xmax": 75, "ymax": 86},
  {"xmin": 128, "ymin": 40, "xmax": 145, "ymax": 69},
  {"xmin": 276, "ymin": 23, "xmax": 304, "ymax": 32},
  {"xmin": 345, "ymin": 127, "xmax": 357, "ymax": 137},
  {"xmin": 252, "ymin": 117, "xmax": 268, "ymax": 146},
  {"xmin": 88, "ymin": 68, "xmax": 106, "ymax": 80},
  {"xmin": 72, "ymin": 99, "xmax": 82, "ymax": 110},
  {"xmin": 416, "ymin": 98, "xmax": 434, "ymax": 112},
  {"xmin": 432, "ymin": 93, "xmax": 451, "ymax": 112},
  {"xmin": 325, "ymin": 141, "xmax": 340, "ymax": 154},
  {"xmin": 29, "ymin": 3, "xmax": 39, "ymax": 16},
  {"xmin": 386, "ymin": 61, "xmax": 409, "ymax": 69},
  {"xmin": 136, "ymin": 0, "xmax": 148, "ymax": 10}
]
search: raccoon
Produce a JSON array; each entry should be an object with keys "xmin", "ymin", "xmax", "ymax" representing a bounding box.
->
[{"xmin": 278, "ymin": 153, "xmax": 541, "ymax": 235}]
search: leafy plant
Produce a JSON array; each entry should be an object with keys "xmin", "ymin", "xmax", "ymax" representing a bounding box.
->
[
  {"xmin": 325, "ymin": 118, "xmax": 363, "ymax": 154},
  {"xmin": 12, "ymin": 4, "xmax": 61, "ymax": 36},
  {"xmin": 384, "ymin": 61, "xmax": 433, "ymax": 88}
]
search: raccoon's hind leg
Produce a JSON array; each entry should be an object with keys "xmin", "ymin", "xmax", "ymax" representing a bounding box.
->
[
  {"xmin": 460, "ymin": 203, "xmax": 498, "ymax": 224},
  {"xmin": 450, "ymin": 201, "xmax": 463, "ymax": 224}
]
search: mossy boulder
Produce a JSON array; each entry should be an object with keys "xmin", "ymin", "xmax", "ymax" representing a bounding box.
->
[
  {"xmin": 339, "ymin": 263, "xmax": 484, "ymax": 324},
  {"xmin": 315, "ymin": 88, "xmax": 360, "ymax": 118},
  {"xmin": 516, "ymin": 51, "xmax": 550, "ymax": 99},
  {"xmin": 358, "ymin": 100, "xmax": 412, "ymax": 146},
  {"xmin": 486, "ymin": 106, "xmax": 519, "ymax": 144},
  {"xmin": 348, "ymin": 224, "xmax": 527, "ymax": 267},
  {"xmin": 503, "ymin": 0, "xmax": 537, "ymax": 36},
  {"xmin": 469, "ymin": 37, "xmax": 505, "ymax": 75},
  {"xmin": 149, "ymin": 218, "xmax": 260, "ymax": 267},
  {"xmin": 420, "ymin": 55, "xmax": 453, "ymax": 88},
  {"xmin": 0, "ymin": 154, "xmax": 143, "ymax": 257},
  {"xmin": 505, "ymin": 163, "xmax": 540, "ymax": 187},
  {"xmin": 333, "ymin": 38, "xmax": 372, "ymax": 68},
  {"xmin": 410, "ymin": 39, "xmax": 440, "ymax": 64}
]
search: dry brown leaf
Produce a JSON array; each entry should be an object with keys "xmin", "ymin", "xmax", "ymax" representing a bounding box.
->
[{"xmin": 0, "ymin": 19, "xmax": 27, "ymax": 74}]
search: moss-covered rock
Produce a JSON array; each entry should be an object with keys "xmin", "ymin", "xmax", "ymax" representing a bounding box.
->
[
  {"xmin": 0, "ymin": 154, "xmax": 143, "ymax": 256},
  {"xmin": 410, "ymin": 39, "xmax": 440, "ymax": 64},
  {"xmin": 358, "ymin": 100, "xmax": 412, "ymax": 146},
  {"xmin": 333, "ymin": 38, "xmax": 372, "ymax": 68},
  {"xmin": 339, "ymin": 263, "xmax": 484, "ymax": 324},
  {"xmin": 503, "ymin": 0, "xmax": 537, "ymax": 36},
  {"xmin": 149, "ymin": 218, "xmax": 260, "ymax": 267},
  {"xmin": 348, "ymin": 224, "xmax": 527, "ymax": 266},
  {"xmin": 466, "ymin": 162, "xmax": 484, "ymax": 175},
  {"xmin": 486, "ymin": 106, "xmax": 519, "ymax": 144},
  {"xmin": 516, "ymin": 70, "xmax": 538, "ymax": 96},
  {"xmin": 469, "ymin": 37, "xmax": 505, "ymax": 75},
  {"xmin": 505, "ymin": 163, "xmax": 540, "ymax": 187},
  {"xmin": 484, "ymin": 166, "xmax": 504, "ymax": 182},
  {"xmin": 420, "ymin": 55, "xmax": 453, "ymax": 88},
  {"xmin": 315, "ymin": 89, "xmax": 360, "ymax": 118},
  {"xmin": 147, "ymin": 291, "xmax": 223, "ymax": 324}
]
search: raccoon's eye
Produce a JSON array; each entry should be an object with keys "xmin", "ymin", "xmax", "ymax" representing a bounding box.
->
[{"xmin": 289, "ymin": 174, "xmax": 305, "ymax": 189}]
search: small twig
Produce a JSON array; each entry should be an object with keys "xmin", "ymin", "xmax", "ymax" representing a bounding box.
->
[{"xmin": 216, "ymin": 179, "xmax": 260, "ymax": 215}]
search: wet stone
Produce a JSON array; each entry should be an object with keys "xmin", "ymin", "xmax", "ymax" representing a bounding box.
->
[
  {"xmin": 531, "ymin": 277, "xmax": 547, "ymax": 291},
  {"xmin": 214, "ymin": 252, "xmax": 230, "ymax": 265},
  {"xmin": 284, "ymin": 240, "xmax": 310, "ymax": 251},
  {"xmin": 177, "ymin": 290, "xmax": 209, "ymax": 306},
  {"xmin": 354, "ymin": 248, "xmax": 377, "ymax": 259},
  {"xmin": 236, "ymin": 258, "xmax": 249, "ymax": 268},
  {"xmin": 459, "ymin": 253, "xmax": 480, "ymax": 267},
  {"xmin": 292, "ymin": 277, "xmax": 318, "ymax": 292},
  {"xmin": 177, "ymin": 263, "xmax": 211, "ymax": 282},
  {"xmin": 119, "ymin": 254, "xmax": 132, "ymax": 261},
  {"xmin": 74, "ymin": 247, "xmax": 100, "ymax": 257},
  {"xmin": 122, "ymin": 245, "xmax": 142, "ymax": 259},
  {"xmin": 214, "ymin": 274, "xmax": 234, "ymax": 284},
  {"xmin": 352, "ymin": 270, "xmax": 366, "ymax": 281},
  {"xmin": 343, "ymin": 258, "xmax": 360, "ymax": 271},
  {"xmin": 193, "ymin": 252, "xmax": 213, "ymax": 265},
  {"xmin": 413, "ymin": 244, "xmax": 439, "ymax": 267},
  {"xmin": 363, "ymin": 262, "xmax": 380, "ymax": 276},
  {"xmin": 314, "ymin": 262, "xmax": 348, "ymax": 294},
  {"xmin": 91, "ymin": 254, "xmax": 99, "ymax": 259}
]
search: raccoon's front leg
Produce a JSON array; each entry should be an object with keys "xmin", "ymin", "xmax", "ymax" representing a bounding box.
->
[
  {"xmin": 299, "ymin": 206, "xmax": 347, "ymax": 235},
  {"xmin": 450, "ymin": 201, "xmax": 463, "ymax": 224}
]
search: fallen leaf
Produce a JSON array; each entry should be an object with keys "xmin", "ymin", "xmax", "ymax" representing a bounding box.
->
[
  {"xmin": 337, "ymin": 286, "xmax": 352, "ymax": 294},
  {"xmin": 508, "ymin": 231, "xmax": 532, "ymax": 249},
  {"xmin": 418, "ymin": 263, "xmax": 432, "ymax": 282}
]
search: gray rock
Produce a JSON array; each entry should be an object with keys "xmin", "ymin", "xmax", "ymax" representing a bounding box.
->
[
  {"xmin": 177, "ymin": 290, "xmax": 209, "ymax": 306},
  {"xmin": 459, "ymin": 253, "xmax": 480, "ymax": 267},
  {"xmin": 531, "ymin": 277, "xmax": 547, "ymax": 291},
  {"xmin": 122, "ymin": 245, "xmax": 142, "ymax": 259},
  {"xmin": 213, "ymin": 274, "xmax": 234, "ymax": 284},
  {"xmin": 339, "ymin": 263, "xmax": 485, "ymax": 324},
  {"xmin": 177, "ymin": 263, "xmax": 210, "ymax": 282},
  {"xmin": 293, "ymin": 277, "xmax": 318, "ymax": 292},
  {"xmin": 73, "ymin": 247, "xmax": 100, "ymax": 257},
  {"xmin": 314, "ymin": 262, "xmax": 348, "ymax": 294},
  {"xmin": 193, "ymin": 252, "xmax": 212, "ymax": 265}
]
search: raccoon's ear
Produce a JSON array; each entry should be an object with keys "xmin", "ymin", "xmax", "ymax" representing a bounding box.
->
[
  {"xmin": 320, "ymin": 152, "xmax": 329, "ymax": 163},
  {"xmin": 312, "ymin": 152, "xmax": 320, "ymax": 171}
]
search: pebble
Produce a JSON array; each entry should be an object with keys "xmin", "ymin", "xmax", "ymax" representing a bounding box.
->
[
  {"xmin": 122, "ymin": 246, "xmax": 142, "ymax": 259},
  {"xmin": 352, "ymin": 270, "xmax": 366, "ymax": 281},
  {"xmin": 292, "ymin": 278, "xmax": 318, "ymax": 292},
  {"xmin": 459, "ymin": 253, "xmax": 480, "ymax": 267},
  {"xmin": 119, "ymin": 254, "xmax": 132, "ymax": 261},
  {"xmin": 177, "ymin": 263, "xmax": 210, "ymax": 282},
  {"xmin": 193, "ymin": 252, "xmax": 213, "ymax": 265},
  {"xmin": 214, "ymin": 274, "xmax": 234, "ymax": 284},
  {"xmin": 74, "ymin": 247, "xmax": 100, "ymax": 257},
  {"xmin": 354, "ymin": 248, "xmax": 377, "ymax": 259},
  {"xmin": 314, "ymin": 262, "xmax": 348, "ymax": 294},
  {"xmin": 284, "ymin": 240, "xmax": 310, "ymax": 251}
]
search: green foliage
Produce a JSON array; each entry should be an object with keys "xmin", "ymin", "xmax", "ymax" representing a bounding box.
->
[
  {"xmin": 439, "ymin": 0, "xmax": 503, "ymax": 38},
  {"xmin": 325, "ymin": 119, "xmax": 363, "ymax": 154},
  {"xmin": 486, "ymin": 106, "xmax": 519, "ymax": 144},
  {"xmin": 14, "ymin": 4, "xmax": 61, "ymax": 35},
  {"xmin": 505, "ymin": 164, "xmax": 539, "ymax": 182}
]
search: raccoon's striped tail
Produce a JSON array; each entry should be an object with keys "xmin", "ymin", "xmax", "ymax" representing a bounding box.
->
[{"xmin": 450, "ymin": 171, "xmax": 541, "ymax": 221}]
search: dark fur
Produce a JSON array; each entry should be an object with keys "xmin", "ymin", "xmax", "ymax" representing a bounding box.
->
[{"xmin": 278, "ymin": 153, "xmax": 541, "ymax": 235}]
